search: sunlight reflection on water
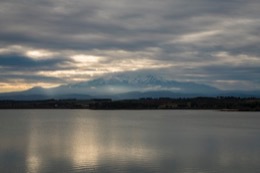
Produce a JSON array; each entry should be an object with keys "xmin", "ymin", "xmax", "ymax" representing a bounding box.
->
[{"xmin": 0, "ymin": 110, "xmax": 260, "ymax": 173}]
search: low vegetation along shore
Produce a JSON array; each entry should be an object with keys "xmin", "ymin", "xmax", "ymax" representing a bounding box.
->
[{"xmin": 0, "ymin": 97, "xmax": 260, "ymax": 111}]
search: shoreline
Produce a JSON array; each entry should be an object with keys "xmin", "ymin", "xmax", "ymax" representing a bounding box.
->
[
  {"xmin": 1, "ymin": 97, "xmax": 260, "ymax": 111},
  {"xmin": 0, "ymin": 108, "xmax": 259, "ymax": 112}
]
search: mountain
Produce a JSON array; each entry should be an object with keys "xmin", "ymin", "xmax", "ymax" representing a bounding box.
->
[
  {"xmin": 0, "ymin": 72, "xmax": 259, "ymax": 100},
  {"xmin": 56, "ymin": 73, "xmax": 220, "ymax": 96},
  {"xmin": 0, "ymin": 87, "xmax": 92, "ymax": 100}
]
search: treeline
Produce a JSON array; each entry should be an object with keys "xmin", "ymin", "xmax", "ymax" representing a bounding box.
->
[
  {"xmin": 89, "ymin": 97, "xmax": 260, "ymax": 111},
  {"xmin": 0, "ymin": 97, "xmax": 260, "ymax": 111},
  {"xmin": 0, "ymin": 99, "xmax": 91, "ymax": 109}
]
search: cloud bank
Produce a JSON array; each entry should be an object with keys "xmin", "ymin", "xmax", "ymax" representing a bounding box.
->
[{"xmin": 0, "ymin": 0, "xmax": 260, "ymax": 92}]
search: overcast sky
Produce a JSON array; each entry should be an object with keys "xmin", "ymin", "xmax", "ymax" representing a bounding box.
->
[{"xmin": 0, "ymin": 0, "xmax": 260, "ymax": 92}]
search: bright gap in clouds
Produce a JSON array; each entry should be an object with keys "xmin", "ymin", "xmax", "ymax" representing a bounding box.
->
[{"xmin": 71, "ymin": 55, "xmax": 103, "ymax": 63}]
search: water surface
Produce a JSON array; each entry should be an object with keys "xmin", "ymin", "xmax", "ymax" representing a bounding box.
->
[{"xmin": 0, "ymin": 110, "xmax": 260, "ymax": 173}]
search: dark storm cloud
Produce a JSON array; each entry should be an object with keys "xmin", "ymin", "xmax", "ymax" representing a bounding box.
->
[
  {"xmin": 201, "ymin": 65, "xmax": 260, "ymax": 82},
  {"xmin": 0, "ymin": 54, "xmax": 69, "ymax": 70},
  {"xmin": 0, "ymin": 0, "xmax": 260, "ymax": 90}
]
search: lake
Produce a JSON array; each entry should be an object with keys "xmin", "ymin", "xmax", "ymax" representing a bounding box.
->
[{"xmin": 0, "ymin": 110, "xmax": 259, "ymax": 173}]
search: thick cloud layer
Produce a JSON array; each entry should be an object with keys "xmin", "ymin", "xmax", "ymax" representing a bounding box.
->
[{"xmin": 0, "ymin": 0, "xmax": 260, "ymax": 92}]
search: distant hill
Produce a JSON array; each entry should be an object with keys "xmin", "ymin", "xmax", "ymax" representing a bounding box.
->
[
  {"xmin": 0, "ymin": 87, "xmax": 92, "ymax": 100},
  {"xmin": 0, "ymin": 72, "xmax": 260, "ymax": 100}
]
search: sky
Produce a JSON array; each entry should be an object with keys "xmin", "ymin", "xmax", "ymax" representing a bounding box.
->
[{"xmin": 0, "ymin": 0, "xmax": 260, "ymax": 93}]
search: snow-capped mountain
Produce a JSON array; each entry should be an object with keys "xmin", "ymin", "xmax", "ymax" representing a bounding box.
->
[
  {"xmin": 55, "ymin": 72, "xmax": 219, "ymax": 96},
  {"xmin": 1, "ymin": 72, "xmax": 259, "ymax": 100}
]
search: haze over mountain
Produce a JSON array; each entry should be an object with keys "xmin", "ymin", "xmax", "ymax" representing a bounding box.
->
[{"xmin": 1, "ymin": 72, "xmax": 259, "ymax": 100}]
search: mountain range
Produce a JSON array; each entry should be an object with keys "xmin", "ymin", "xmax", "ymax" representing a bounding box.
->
[{"xmin": 0, "ymin": 73, "xmax": 259, "ymax": 100}]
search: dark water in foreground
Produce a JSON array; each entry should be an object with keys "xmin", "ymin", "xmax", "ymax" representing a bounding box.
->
[{"xmin": 0, "ymin": 110, "xmax": 260, "ymax": 173}]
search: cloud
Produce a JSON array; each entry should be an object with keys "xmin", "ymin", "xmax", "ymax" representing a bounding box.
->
[
  {"xmin": 0, "ymin": 0, "xmax": 260, "ymax": 91},
  {"xmin": 0, "ymin": 54, "xmax": 63, "ymax": 68}
]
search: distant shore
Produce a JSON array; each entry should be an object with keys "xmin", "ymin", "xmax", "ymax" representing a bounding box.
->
[{"xmin": 0, "ymin": 97, "xmax": 260, "ymax": 111}]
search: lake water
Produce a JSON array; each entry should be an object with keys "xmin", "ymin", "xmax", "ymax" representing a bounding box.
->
[{"xmin": 0, "ymin": 110, "xmax": 259, "ymax": 173}]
